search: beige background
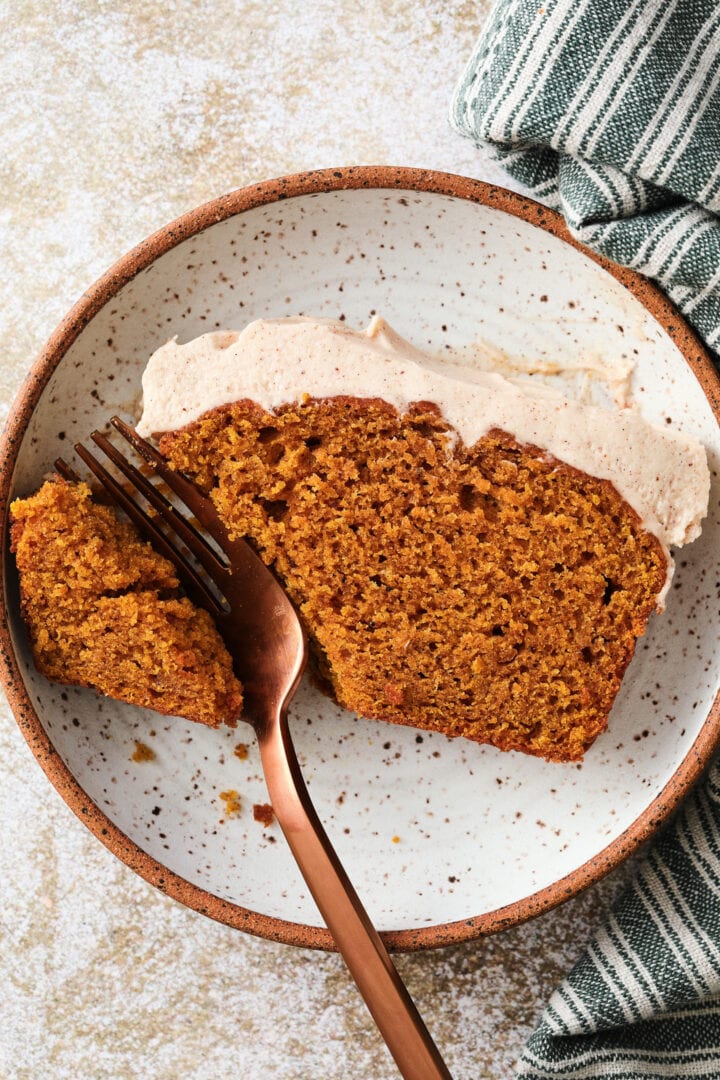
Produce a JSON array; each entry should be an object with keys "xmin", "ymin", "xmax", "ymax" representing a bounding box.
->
[{"xmin": 1, "ymin": 4, "xmax": 636, "ymax": 1077}]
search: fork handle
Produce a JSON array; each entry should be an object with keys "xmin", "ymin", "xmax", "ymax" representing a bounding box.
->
[{"xmin": 256, "ymin": 711, "xmax": 453, "ymax": 1080}]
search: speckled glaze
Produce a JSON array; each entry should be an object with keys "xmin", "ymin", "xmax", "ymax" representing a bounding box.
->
[{"xmin": 2, "ymin": 167, "xmax": 720, "ymax": 952}]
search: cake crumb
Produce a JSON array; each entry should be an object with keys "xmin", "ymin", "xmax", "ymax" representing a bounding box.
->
[
  {"xmin": 233, "ymin": 742, "xmax": 249, "ymax": 760},
  {"xmin": 253, "ymin": 802, "xmax": 274, "ymax": 827},
  {"xmin": 132, "ymin": 740, "xmax": 155, "ymax": 763},
  {"xmin": 219, "ymin": 789, "xmax": 241, "ymax": 817}
]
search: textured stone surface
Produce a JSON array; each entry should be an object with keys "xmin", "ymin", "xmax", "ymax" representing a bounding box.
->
[{"xmin": 1, "ymin": 3, "xmax": 636, "ymax": 1077}]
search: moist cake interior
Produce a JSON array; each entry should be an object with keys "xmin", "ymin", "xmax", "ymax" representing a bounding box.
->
[
  {"xmin": 10, "ymin": 479, "xmax": 243, "ymax": 728},
  {"xmin": 158, "ymin": 397, "xmax": 667, "ymax": 762}
]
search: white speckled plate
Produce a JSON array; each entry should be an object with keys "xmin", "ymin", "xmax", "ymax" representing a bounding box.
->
[{"xmin": 2, "ymin": 168, "xmax": 720, "ymax": 950}]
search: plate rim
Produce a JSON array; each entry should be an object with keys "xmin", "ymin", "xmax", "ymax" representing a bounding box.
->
[{"xmin": 2, "ymin": 164, "xmax": 720, "ymax": 952}]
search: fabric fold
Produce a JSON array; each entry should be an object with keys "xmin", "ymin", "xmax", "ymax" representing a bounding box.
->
[
  {"xmin": 450, "ymin": 0, "xmax": 720, "ymax": 355},
  {"xmin": 516, "ymin": 761, "xmax": 720, "ymax": 1077}
]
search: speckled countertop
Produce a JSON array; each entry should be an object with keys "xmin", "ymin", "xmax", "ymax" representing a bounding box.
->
[{"xmin": 1, "ymin": 4, "xmax": 638, "ymax": 1078}]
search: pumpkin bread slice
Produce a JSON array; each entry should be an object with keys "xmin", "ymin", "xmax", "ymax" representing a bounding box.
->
[
  {"xmin": 158, "ymin": 397, "xmax": 667, "ymax": 761},
  {"xmin": 10, "ymin": 478, "xmax": 242, "ymax": 727}
]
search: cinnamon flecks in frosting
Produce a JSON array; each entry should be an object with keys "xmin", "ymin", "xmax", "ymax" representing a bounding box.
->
[
  {"xmin": 138, "ymin": 316, "xmax": 710, "ymax": 560},
  {"xmin": 136, "ymin": 315, "xmax": 711, "ymax": 759}
]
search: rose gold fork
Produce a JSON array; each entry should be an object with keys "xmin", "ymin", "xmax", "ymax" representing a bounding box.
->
[{"xmin": 57, "ymin": 416, "xmax": 452, "ymax": 1080}]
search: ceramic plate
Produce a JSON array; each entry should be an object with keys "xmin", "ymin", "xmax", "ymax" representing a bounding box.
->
[{"xmin": 2, "ymin": 168, "xmax": 720, "ymax": 950}]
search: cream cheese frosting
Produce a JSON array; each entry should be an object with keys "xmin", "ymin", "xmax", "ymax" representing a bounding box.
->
[{"xmin": 138, "ymin": 315, "xmax": 710, "ymax": 564}]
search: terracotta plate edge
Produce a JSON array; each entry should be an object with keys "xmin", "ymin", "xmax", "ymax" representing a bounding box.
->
[{"xmin": 1, "ymin": 164, "xmax": 720, "ymax": 952}]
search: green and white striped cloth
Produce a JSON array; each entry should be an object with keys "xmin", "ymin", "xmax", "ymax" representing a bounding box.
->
[
  {"xmin": 518, "ymin": 760, "xmax": 720, "ymax": 1078},
  {"xmin": 451, "ymin": 3, "xmax": 720, "ymax": 1076},
  {"xmin": 450, "ymin": 0, "xmax": 720, "ymax": 358}
]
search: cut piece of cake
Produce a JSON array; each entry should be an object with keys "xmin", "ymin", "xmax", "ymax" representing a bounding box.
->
[
  {"xmin": 10, "ymin": 478, "xmax": 242, "ymax": 727},
  {"xmin": 155, "ymin": 399, "xmax": 666, "ymax": 761},
  {"xmin": 138, "ymin": 317, "xmax": 710, "ymax": 762}
]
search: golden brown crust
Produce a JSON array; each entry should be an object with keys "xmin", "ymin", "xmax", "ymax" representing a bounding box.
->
[
  {"xmin": 159, "ymin": 397, "xmax": 667, "ymax": 762},
  {"xmin": 10, "ymin": 479, "xmax": 242, "ymax": 727}
]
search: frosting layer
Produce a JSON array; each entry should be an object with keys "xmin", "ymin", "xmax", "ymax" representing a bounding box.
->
[{"xmin": 138, "ymin": 316, "xmax": 710, "ymax": 552}]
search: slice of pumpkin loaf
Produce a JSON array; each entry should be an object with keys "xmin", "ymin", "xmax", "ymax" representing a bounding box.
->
[
  {"xmin": 157, "ymin": 397, "xmax": 668, "ymax": 762},
  {"xmin": 10, "ymin": 478, "xmax": 242, "ymax": 727}
]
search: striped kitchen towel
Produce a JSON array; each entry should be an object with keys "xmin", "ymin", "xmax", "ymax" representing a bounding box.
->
[
  {"xmin": 516, "ymin": 758, "xmax": 720, "ymax": 1078},
  {"xmin": 451, "ymin": 3, "xmax": 720, "ymax": 1076},
  {"xmin": 450, "ymin": 0, "xmax": 720, "ymax": 359}
]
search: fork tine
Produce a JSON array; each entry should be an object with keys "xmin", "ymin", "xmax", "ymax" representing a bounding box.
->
[
  {"xmin": 55, "ymin": 458, "xmax": 81, "ymax": 482},
  {"xmin": 110, "ymin": 416, "xmax": 225, "ymax": 537},
  {"xmin": 74, "ymin": 441, "xmax": 225, "ymax": 619},
  {"xmin": 90, "ymin": 430, "xmax": 229, "ymax": 582}
]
